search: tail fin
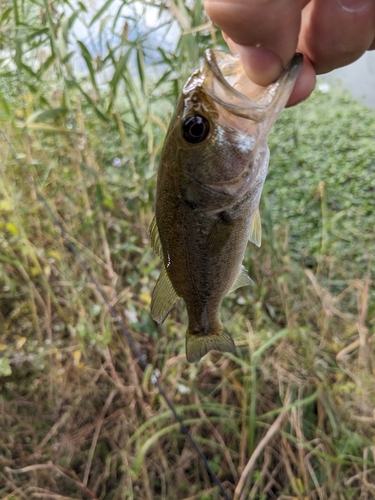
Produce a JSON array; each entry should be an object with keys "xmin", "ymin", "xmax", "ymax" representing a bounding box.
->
[{"xmin": 186, "ymin": 324, "xmax": 236, "ymax": 363}]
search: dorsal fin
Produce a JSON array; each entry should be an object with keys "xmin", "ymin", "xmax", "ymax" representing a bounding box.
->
[
  {"xmin": 249, "ymin": 208, "xmax": 262, "ymax": 247},
  {"xmin": 228, "ymin": 265, "xmax": 253, "ymax": 294},
  {"xmin": 149, "ymin": 216, "xmax": 163, "ymax": 258},
  {"xmin": 151, "ymin": 266, "xmax": 180, "ymax": 324}
]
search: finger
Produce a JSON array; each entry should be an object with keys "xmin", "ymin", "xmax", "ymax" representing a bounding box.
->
[
  {"xmin": 204, "ymin": 0, "xmax": 303, "ymax": 85},
  {"xmin": 225, "ymin": 36, "xmax": 316, "ymax": 106},
  {"xmin": 298, "ymin": 0, "xmax": 375, "ymax": 74}
]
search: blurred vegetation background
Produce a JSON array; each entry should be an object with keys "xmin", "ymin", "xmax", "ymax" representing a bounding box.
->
[{"xmin": 0, "ymin": 1, "xmax": 374, "ymax": 499}]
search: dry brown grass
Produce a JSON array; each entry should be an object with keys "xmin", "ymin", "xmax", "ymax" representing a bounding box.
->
[{"xmin": 1, "ymin": 200, "xmax": 374, "ymax": 499}]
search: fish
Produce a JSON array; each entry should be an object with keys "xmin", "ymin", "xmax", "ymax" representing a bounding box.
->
[{"xmin": 150, "ymin": 49, "xmax": 302, "ymax": 362}]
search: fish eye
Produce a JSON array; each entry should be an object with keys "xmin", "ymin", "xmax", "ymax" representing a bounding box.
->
[{"xmin": 182, "ymin": 115, "xmax": 210, "ymax": 144}]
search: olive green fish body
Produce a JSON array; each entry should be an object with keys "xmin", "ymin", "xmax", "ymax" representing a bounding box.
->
[
  {"xmin": 156, "ymin": 185, "xmax": 254, "ymax": 362},
  {"xmin": 150, "ymin": 50, "xmax": 302, "ymax": 362}
]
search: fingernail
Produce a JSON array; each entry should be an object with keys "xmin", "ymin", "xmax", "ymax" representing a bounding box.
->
[
  {"xmin": 236, "ymin": 45, "xmax": 284, "ymax": 87},
  {"xmin": 336, "ymin": 0, "xmax": 373, "ymax": 13}
]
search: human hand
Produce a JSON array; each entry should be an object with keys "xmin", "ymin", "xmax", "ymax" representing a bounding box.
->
[{"xmin": 204, "ymin": 0, "xmax": 375, "ymax": 106}]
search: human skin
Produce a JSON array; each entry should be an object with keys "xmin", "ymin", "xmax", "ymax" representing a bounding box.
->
[{"xmin": 204, "ymin": 0, "xmax": 375, "ymax": 106}]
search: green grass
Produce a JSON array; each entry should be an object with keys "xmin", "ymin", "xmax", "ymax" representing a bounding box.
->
[
  {"xmin": 0, "ymin": 1, "xmax": 374, "ymax": 499},
  {"xmin": 267, "ymin": 87, "xmax": 375, "ymax": 274}
]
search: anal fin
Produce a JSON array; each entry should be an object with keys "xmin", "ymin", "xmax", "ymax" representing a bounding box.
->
[{"xmin": 228, "ymin": 265, "xmax": 253, "ymax": 294}]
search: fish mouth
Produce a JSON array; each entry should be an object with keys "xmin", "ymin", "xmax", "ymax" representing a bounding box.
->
[
  {"xmin": 183, "ymin": 49, "xmax": 302, "ymax": 135},
  {"xmin": 182, "ymin": 49, "xmax": 302, "ymax": 141}
]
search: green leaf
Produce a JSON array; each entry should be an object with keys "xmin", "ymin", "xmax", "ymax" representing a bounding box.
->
[
  {"xmin": 136, "ymin": 46, "xmax": 146, "ymax": 95},
  {"xmin": 0, "ymin": 357, "xmax": 12, "ymax": 377},
  {"xmin": 77, "ymin": 41, "xmax": 99, "ymax": 94},
  {"xmin": 90, "ymin": 0, "xmax": 117, "ymax": 27},
  {"xmin": 111, "ymin": 48, "xmax": 133, "ymax": 96},
  {"xmin": 75, "ymin": 83, "xmax": 110, "ymax": 123},
  {"xmin": 57, "ymin": 22, "xmax": 68, "ymax": 60},
  {"xmin": 26, "ymin": 108, "xmax": 69, "ymax": 124},
  {"xmin": 22, "ymin": 123, "xmax": 76, "ymax": 133},
  {"xmin": 0, "ymin": 7, "xmax": 12, "ymax": 25},
  {"xmin": 37, "ymin": 53, "xmax": 56, "ymax": 76},
  {"xmin": 0, "ymin": 90, "xmax": 12, "ymax": 118}
]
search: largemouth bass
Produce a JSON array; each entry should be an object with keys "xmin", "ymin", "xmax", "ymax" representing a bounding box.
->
[{"xmin": 150, "ymin": 50, "xmax": 302, "ymax": 362}]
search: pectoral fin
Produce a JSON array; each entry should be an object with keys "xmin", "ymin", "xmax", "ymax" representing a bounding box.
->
[
  {"xmin": 249, "ymin": 208, "xmax": 262, "ymax": 247},
  {"xmin": 206, "ymin": 215, "xmax": 235, "ymax": 258},
  {"xmin": 151, "ymin": 266, "xmax": 180, "ymax": 324},
  {"xmin": 149, "ymin": 216, "xmax": 163, "ymax": 258},
  {"xmin": 228, "ymin": 265, "xmax": 253, "ymax": 294}
]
